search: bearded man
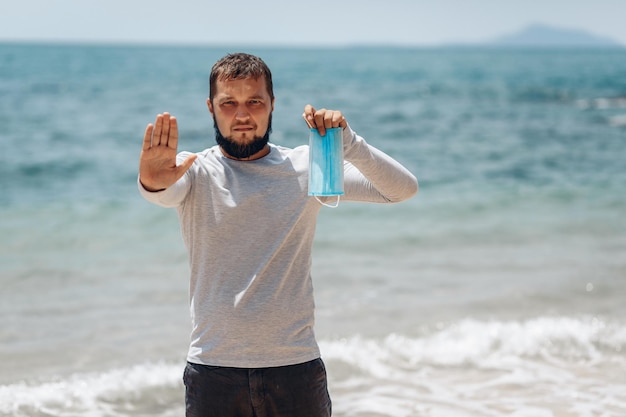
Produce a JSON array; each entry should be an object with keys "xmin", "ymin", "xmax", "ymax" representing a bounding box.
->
[{"xmin": 138, "ymin": 52, "xmax": 418, "ymax": 417}]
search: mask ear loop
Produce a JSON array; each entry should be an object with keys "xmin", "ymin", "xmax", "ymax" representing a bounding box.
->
[{"xmin": 315, "ymin": 195, "xmax": 340, "ymax": 208}]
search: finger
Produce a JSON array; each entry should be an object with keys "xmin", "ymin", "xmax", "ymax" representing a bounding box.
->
[
  {"xmin": 329, "ymin": 111, "xmax": 346, "ymax": 128},
  {"xmin": 303, "ymin": 104, "xmax": 315, "ymax": 117},
  {"xmin": 161, "ymin": 112, "xmax": 171, "ymax": 146},
  {"xmin": 302, "ymin": 113, "xmax": 314, "ymax": 128},
  {"xmin": 142, "ymin": 123, "xmax": 154, "ymax": 151},
  {"xmin": 321, "ymin": 110, "xmax": 347, "ymax": 131},
  {"xmin": 302, "ymin": 104, "xmax": 316, "ymax": 128},
  {"xmin": 323, "ymin": 111, "xmax": 337, "ymax": 128},
  {"xmin": 153, "ymin": 114, "xmax": 163, "ymax": 146},
  {"xmin": 313, "ymin": 108, "xmax": 327, "ymax": 136},
  {"xmin": 167, "ymin": 116, "xmax": 179, "ymax": 150},
  {"xmin": 312, "ymin": 108, "xmax": 325, "ymax": 127}
]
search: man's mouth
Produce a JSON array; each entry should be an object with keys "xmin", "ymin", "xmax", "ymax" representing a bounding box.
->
[{"xmin": 233, "ymin": 125, "xmax": 254, "ymax": 132}]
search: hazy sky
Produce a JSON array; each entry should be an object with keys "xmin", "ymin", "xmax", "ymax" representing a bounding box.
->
[{"xmin": 2, "ymin": 0, "xmax": 626, "ymax": 46}]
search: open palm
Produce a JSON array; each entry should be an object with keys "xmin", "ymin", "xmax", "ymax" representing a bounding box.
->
[{"xmin": 139, "ymin": 113, "xmax": 197, "ymax": 191}]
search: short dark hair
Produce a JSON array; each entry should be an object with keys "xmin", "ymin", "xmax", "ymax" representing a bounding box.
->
[{"xmin": 209, "ymin": 53, "xmax": 274, "ymax": 101}]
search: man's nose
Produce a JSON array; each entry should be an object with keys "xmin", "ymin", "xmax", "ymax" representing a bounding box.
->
[{"xmin": 235, "ymin": 105, "xmax": 250, "ymax": 118}]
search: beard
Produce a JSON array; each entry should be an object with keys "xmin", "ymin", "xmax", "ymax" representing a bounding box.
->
[{"xmin": 214, "ymin": 116, "xmax": 272, "ymax": 159}]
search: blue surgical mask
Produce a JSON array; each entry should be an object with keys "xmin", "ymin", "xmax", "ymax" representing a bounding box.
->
[{"xmin": 308, "ymin": 127, "xmax": 344, "ymax": 207}]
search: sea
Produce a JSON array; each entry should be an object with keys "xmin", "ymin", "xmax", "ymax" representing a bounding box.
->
[{"xmin": 1, "ymin": 43, "xmax": 625, "ymax": 417}]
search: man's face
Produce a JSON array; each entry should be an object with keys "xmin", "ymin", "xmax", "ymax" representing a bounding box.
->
[{"xmin": 208, "ymin": 77, "xmax": 274, "ymax": 159}]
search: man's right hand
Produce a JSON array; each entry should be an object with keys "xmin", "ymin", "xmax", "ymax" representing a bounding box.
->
[{"xmin": 139, "ymin": 112, "xmax": 197, "ymax": 192}]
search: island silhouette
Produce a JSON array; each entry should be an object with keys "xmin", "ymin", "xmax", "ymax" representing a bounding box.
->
[{"xmin": 490, "ymin": 23, "xmax": 622, "ymax": 48}]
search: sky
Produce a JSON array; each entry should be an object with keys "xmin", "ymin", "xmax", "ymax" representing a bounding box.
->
[{"xmin": 1, "ymin": 0, "xmax": 626, "ymax": 47}]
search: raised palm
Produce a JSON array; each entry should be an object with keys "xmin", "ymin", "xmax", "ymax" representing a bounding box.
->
[{"xmin": 139, "ymin": 113, "xmax": 197, "ymax": 191}]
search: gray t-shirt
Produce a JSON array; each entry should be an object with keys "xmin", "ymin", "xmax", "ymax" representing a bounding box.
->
[{"xmin": 139, "ymin": 126, "xmax": 418, "ymax": 368}]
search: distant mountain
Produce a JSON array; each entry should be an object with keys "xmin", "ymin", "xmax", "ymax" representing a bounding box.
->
[{"xmin": 490, "ymin": 24, "xmax": 623, "ymax": 48}]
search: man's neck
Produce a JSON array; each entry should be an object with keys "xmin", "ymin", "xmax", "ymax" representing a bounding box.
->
[{"xmin": 220, "ymin": 144, "xmax": 271, "ymax": 161}]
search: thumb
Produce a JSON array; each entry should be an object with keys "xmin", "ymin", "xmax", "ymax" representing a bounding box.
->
[{"xmin": 175, "ymin": 154, "xmax": 197, "ymax": 177}]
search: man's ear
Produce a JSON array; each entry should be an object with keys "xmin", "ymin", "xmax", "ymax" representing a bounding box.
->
[{"xmin": 207, "ymin": 98, "xmax": 214, "ymax": 114}]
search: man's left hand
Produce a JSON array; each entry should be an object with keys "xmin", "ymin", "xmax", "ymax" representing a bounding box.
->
[{"xmin": 302, "ymin": 104, "xmax": 347, "ymax": 136}]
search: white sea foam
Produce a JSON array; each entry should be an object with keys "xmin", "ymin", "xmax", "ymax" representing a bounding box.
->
[
  {"xmin": 1, "ymin": 317, "xmax": 625, "ymax": 417},
  {"xmin": 609, "ymin": 114, "xmax": 626, "ymax": 127},
  {"xmin": 322, "ymin": 316, "xmax": 625, "ymax": 369},
  {"xmin": 0, "ymin": 362, "xmax": 184, "ymax": 417},
  {"xmin": 576, "ymin": 96, "xmax": 626, "ymax": 110},
  {"xmin": 320, "ymin": 316, "xmax": 626, "ymax": 417}
]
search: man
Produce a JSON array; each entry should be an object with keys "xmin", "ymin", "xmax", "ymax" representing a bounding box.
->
[{"xmin": 138, "ymin": 52, "xmax": 418, "ymax": 417}]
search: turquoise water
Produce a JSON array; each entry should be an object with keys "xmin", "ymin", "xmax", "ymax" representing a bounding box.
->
[{"xmin": 1, "ymin": 43, "xmax": 626, "ymax": 416}]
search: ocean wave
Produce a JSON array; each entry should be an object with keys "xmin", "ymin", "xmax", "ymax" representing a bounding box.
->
[
  {"xmin": 608, "ymin": 114, "xmax": 626, "ymax": 127},
  {"xmin": 576, "ymin": 96, "xmax": 626, "ymax": 110},
  {"xmin": 320, "ymin": 316, "xmax": 626, "ymax": 417},
  {"xmin": 2, "ymin": 316, "xmax": 623, "ymax": 417},
  {"xmin": 0, "ymin": 362, "xmax": 184, "ymax": 417},
  {"xmin": 323, "ymin": 316, "xmax": 625, "ymax": 368}
]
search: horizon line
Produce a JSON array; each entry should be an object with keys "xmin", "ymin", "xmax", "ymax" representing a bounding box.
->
[{"xmin": 1, "ymin": 38, "xmax": 625, "ymax": 50}]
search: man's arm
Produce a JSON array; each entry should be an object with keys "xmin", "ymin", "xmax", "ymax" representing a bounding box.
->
[
  {"xmin": 341, "ymin": 126, "xmax": 418, "ymax": 203},
  {"xmin": 302, "ymin": 105, "xmax": 418, "ymax": 203}
]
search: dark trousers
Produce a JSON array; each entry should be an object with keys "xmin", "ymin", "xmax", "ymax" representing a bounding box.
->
[{"xmin": 183, "ymin": 358, "xmax": 332, "ymax": 417}]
